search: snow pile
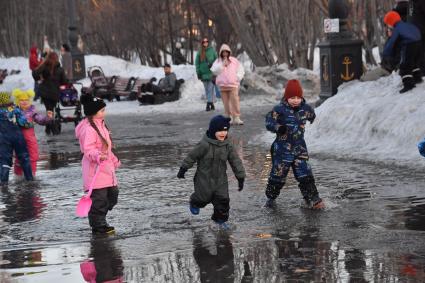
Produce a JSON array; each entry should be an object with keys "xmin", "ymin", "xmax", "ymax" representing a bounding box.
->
[
  {"xmin": 243, "ymin": 63, "xmax": 320, "ymax": 103},
  {"xmin": 259, "ymin": 73, "xmax": 425, "ymax": 167},
  {"xmin": 0, "ymin": 54, "xmax": 320, "ymax": 115}
]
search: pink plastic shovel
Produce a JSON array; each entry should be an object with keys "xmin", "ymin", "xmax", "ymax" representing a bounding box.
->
[{"xmin": 76, "ymin": 164, "xmax": 102, "ymax": 217}]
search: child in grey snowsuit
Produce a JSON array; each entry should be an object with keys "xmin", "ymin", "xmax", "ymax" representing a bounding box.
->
[
  {"xmin": 264, "ymin": 80, "xmax": 324, "ymax": 209},
  {"xmin": 177, "ymin": 115, "xmax": 245, "ymax": 227}
]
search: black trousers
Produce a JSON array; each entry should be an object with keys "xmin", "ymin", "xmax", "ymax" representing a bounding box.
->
[
  {"xmin": 191, "ymin": 193, "xmax": 230, "ymax": 223},
  {"xmin": 399, "ymin": 41, "xmax": 422, "ymax": 78},
  {"xmin": 88, "ymin": 186, "xmax": 119, "ymax": 228}
]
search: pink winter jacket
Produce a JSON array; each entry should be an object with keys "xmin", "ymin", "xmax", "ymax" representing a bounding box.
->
[
  {"xmin": 75, "ymin": 118, "xmax": 121, "ymax": 191},
  {"xmin": 211, "ymin": 44, "xmax": 245, "ymax": 88}
]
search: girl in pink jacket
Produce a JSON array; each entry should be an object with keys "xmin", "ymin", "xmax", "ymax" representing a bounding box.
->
[
  {"xmin": 12, "ymin": 89, "xmax": 52, "ymax": 178},
  {"xmin": 211, "ymin": 44, "xmax": 245, "ymax": 125},
  {"xmin": 75, "ymin": 95, "xmax": 121, "ymax": 234}
]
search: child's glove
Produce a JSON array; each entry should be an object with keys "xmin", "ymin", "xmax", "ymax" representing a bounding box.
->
[
  {"xmin": 418, "ymin": 140, "xmax": 425, "ymax": 157},
  {"xmin": 237, "ymin": 178, "xmax": 244, "ymax": 191},
  {"xmin": 177, "ymin": 167, "xmax": 187, "ymax": 179}
]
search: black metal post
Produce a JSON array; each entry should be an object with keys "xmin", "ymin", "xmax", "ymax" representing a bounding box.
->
[
  {"xmin": 67, "ymin": 0, "xmax": 86, "ymax": 81},
  {"xmin": 317, "ymin": 0, "xmax": 363, "ymax": 104}
]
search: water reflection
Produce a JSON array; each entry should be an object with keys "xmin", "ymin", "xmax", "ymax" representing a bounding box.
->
[
  {"xmin": 80, "ymin": 237, "xmax": 124, "ymax": 283},
  {"xmin": 404, "ymin": 203, "xmax": 425, "ymax": 231},
  {"xmin": 0, "ymin": 182, "xmax": 45, "ymax": 224},
  {"xmin": 192, "ymin": 231, "xmax": 235, "ymax": 283}
]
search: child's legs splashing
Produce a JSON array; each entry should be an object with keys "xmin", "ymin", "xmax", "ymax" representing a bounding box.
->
[
  {"xmin": 11, "ymin": 128, "xmax": 33, "ymax": 181},
  {"xmin": 265, "ymin": 143, "xmax": 292, "ymax": 200},
  {"xmin": 292, "ymin": 159, "xmax": 321, "ymax": 205},
  {"xmin": 211, "ymin": 193, "xmax": 230, "ymax": 223}
]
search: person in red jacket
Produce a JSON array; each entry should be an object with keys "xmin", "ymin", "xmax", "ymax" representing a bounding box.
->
[{"xmin": 29, "ymin": 46, "xmax": 42, "ymax": 101}]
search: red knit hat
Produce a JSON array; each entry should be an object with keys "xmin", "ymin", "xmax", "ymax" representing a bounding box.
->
[
  {"xmin": 384, "ymin": 11, "xmax": 401, "ymax": 27},
  {"xmin": 284, "ymin": 79, "xmax": 303, "ymax": 100}
]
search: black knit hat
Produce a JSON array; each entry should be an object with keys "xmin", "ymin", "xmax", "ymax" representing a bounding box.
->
[
  {"xmin": 207, "ymin": 115, "xmax": 231, "ymax": 139},
  {"xmin": 80, "ymin": 94, "xmax": 106, "ymax": 116}
]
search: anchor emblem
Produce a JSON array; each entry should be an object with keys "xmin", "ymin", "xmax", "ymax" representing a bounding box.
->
[
  {"xmin": 322, "ymin": 57, "xmax": 329, "ymax": 82},
  {"xmin": 74, "ymin": 60, "xmax": 82, "ymax": 73},
  {"xmin": 341, "ymin": 56, "xmax": 354, "ymax": 81}
]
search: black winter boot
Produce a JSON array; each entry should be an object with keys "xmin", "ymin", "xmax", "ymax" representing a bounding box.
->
[
  {"xmin": 400, "ymin": 76, "xmax": 416, "ymax": 93},
  {"xmin": 210, "ymin": 102, "xmax": 215, "ymax": 110},
  {"xmin": 265, "ymin": 181, "xmax": 284, "ymax": 202},
  {"xmin": 413, "ymin": 68, "xmax": 423, "ymax": 84},
  {"xmin": 92, "ymin": 226, "xmax": 115, "ymax": 235},
  {"xmin": 298, "ymin": 176, "xmax": 324, "ymax": 208},
  {"xmin": 205, "ymin": 102, "xmax": 211, "ymax": 111}
]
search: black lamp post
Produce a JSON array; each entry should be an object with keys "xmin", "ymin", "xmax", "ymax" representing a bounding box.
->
[
  {"xmin": 67, "ymin": 0, "xmax": 86, "ymax": 81},
  {"xmin": 317, "ymin": 0, "xmax": 363, "ymax": 104}
]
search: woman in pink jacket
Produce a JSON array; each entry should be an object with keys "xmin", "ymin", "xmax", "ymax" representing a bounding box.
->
[
  {"xmin": 75, "ymin": 95, "xmax": 121, "ymax": 234},
  {"xmin": 211, "ymin": 44, "xmax": 245, "ymax": 125}
]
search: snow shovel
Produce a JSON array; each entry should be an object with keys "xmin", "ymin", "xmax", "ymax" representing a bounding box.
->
[{"xmin": 76, "ymin": 164, "xmax": 102, "ymax": 218}]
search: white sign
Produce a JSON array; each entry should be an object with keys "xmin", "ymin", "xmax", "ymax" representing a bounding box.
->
[{"xmin": 324, "ymin": 18, "xmax": 340, "ymax": 33}]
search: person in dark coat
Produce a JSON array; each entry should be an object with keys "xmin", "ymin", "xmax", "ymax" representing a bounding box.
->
[
  {"xmin": 0, "ymin": 91, "xmax": 33, "ymax": 185},
  {"xmin": 383, "ymin": 11, "xmax": 422, "ymax": 93},
  {"xmin": 264, "ymin": 80, "xmax": 324, "ymax": 209},
  {"xmin": 393, "ymin": 0, "xmax": 410, "ymax": 21},
  {"xmin": 32, "ymin": 51, "xmax": 67, "ymax": 134},
  {"xmin": 410, "ymin": 0, "xmax": 425, "ymax": 74},
  {"xmin": 172, "ymin": 42, "xmax": 186, "ymax": 65},
  {"xmin": 177, "ymin": 115, "xmax": 245, "ymax": 229}
]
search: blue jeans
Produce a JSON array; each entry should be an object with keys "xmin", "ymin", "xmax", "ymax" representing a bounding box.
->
[
  {"xmin": 202, "ymin": 81, "xmax": 214, "ymax": 103},
  {"xmin": 214, "ymin": 84, "xmax": 221, "ymax": 99}
]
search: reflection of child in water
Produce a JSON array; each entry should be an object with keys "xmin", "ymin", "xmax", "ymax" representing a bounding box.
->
[
  {"xmin": 192, "ymin": 232, "xmax": 235, "ymax": 282},
  {"xmin": 80, "ymin": 238, "xmax": 124, "ymax": 283}
]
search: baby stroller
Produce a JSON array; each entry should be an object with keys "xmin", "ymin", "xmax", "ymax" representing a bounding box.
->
[{"xmin": 50, "ymin": 83, "xmax": 83, "ymax": 135}]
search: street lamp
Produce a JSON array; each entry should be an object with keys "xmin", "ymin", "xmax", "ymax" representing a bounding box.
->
[
  {"xmin": 208, "ymin": 19, "xmax": 213, "ymax": 41},
  {"xmin": 67, "ymin": 0, "xmax": 86, "ymax": 81}
]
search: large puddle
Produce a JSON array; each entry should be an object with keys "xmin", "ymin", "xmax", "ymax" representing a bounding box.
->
[{"xmin": 1, "ymin": 108, "xmax": 425, "ymax": 282}]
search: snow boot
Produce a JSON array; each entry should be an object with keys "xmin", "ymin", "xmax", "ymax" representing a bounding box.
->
[
  {"xmin": 190, "ymin": 204, "xmax": 200, "ymax": 215},
  {"xmin": 92, "ymin": 225, "xmax": 115, "ymax": 235},
  {"xmin": 399, "ymin": 76, "xmax": 416, "ymax": 93},
  {"xmin": 0, "ymin": 164, "xmax": 11, "ymax": 184},
  {"xmin": 210, "ymin": 220, "xmax": 230, "ymax": 231},
  {"xmin": 312, "ymin": 199, "xmax": 325, "ymax": 209},
  {"xmin": 233, "ymin": 116, "xmax": 244, "ymax": 125},
  {"xmin": 205, "ymin": 102, "xmax": 211, "ymax": 112},
  {"xmin": 413, "ymin": 68, "xmax": 423, "ymax": 84},
  {"xmin": 298, "ymin": 176, "xmax": 322, "ymax": 208},
  {"xmin": 265, "ymin": 182, "xmax": 283, "ymax": 200},
  {"xmin": 263, "ymin": 198, "xmax": 275, "ymax": 208},
  {"xmin": 210, "ymin": 102, "xmax": 215, "ymax": 110}
]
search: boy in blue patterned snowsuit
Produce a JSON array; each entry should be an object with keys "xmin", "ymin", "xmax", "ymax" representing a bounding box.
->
[
  {"xmin": 264, "ymin": 80, "xmax": 324, "ymax": 209},
  {"xmin": 0, "ymin": 91, "xmax": 33, "ymax": 185}
]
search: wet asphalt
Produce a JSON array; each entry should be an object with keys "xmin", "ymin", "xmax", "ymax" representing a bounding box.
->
[{"xmin": 0, "ymin": 100, "xmax": 425, "ymax": 282}]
